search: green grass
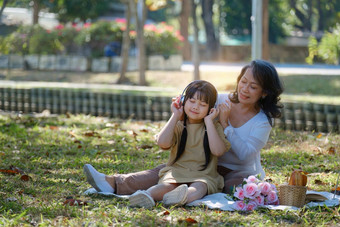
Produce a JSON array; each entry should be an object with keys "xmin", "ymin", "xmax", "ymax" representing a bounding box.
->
[
  {"xmin": 281, "ymin": 75, "xmax": 340, "ymax": 96},
  {"xmin": 280, "ymin": 74, "xmax": 340, "ymax": 105},
  {"xmin": 0, "ymin": 113, "xmax": 339, "ymax": 226}
]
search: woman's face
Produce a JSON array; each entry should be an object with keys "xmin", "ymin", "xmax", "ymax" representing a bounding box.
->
[
  {"xmin": 184, "ymin": 92, "xmax": 210, "ymax": 124},
  {"xmin": 237, "ymin": 68, "xmax": 265, "ymax": 106}
]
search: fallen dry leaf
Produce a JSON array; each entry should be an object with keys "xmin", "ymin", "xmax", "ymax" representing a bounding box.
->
[
  {"xmin": 84, "ymin": 131, "xmax": 101, "ymax": 138},
  {"xmin": 69, "ymin": 131, "xmax": 77, "ymax": 138},
  {"xmin": 157, "ymin": 210, "xmax": 170, "ymax": 216},
  {"xmin": 49, "ymin": 126, "xmax": 59, "ymax": 130},
  {"xmin": 20, "ymin": 174, "xmax": 31, "ymax": 181},
  {"xmin": 137, "ymin": 144, "xmax": 153, "ymax": 149},
  {"xmin": 107, "ymin": 140, "xmax": 115, "ymax": 145},
  {"xmin": 140, "ymin": 129, "xmax": 149, "ymax": 133},
  {"xmin": 63, "ymin": 199, "xmax": 88, "ymax": 206},
  {"xmin": 332, "ymin": 187, "xmax": 340, "ymax": 191},
  {"xmin": 314, "ymin": 179, "xmax": 327, "ymax": 185},
  {"xmin": 0, "ymin": 169, "xmax": 20, "ymax": 175},
  {"xmin": 184, "ymin": 218, "xmax": 198, "ymax": 224},
  {"xmin": 128, "ymin": 130, "xmax": 138, "ymax": 139},
  {"xmin": 9, "ymin": 166, "xmax": 24, "ymax": 174},
  {"xmin": 106, "ymin": 122, "xmax": 120, "ymax": 128},
  {"xmin": 328, "ymin": 147, "xmax": 336, "ymax": 155},
  {"xmin": 316, "ymin": 133, "xmax": 323, "ymax": 139}
]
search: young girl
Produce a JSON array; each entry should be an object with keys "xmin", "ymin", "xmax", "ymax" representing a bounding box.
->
[{"xmin": 129, "ymin": 80, "xmax": 231, "ymax": 208}]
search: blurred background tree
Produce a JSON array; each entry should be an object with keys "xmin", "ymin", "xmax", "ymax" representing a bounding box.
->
[
  {"xmin": 1, "ymin": 0, "xmax": 340, "ymax": 65},
  {"xmin": 51, "ymin": 0, "xmax": 112, "ymax": 23}
]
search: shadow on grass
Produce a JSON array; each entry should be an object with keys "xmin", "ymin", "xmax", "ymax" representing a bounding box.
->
[{"xmin": 281, "ymin": 74, "xmax": 340, "ymax": 96}]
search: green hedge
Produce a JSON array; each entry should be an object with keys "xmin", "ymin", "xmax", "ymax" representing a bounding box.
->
[{"xmin": 0, "ymin": 20, "xmax": 183, "ymax": 58}]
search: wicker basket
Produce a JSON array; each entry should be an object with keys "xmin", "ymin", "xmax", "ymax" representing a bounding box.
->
[{"xmin": 278, "ymin": 184, "xmax": 307, "ymax": 207}]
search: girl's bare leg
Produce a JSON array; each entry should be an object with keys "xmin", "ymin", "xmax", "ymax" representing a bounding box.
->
[
  {"xmin": 186, "ymin": 182, "xmax": 208, "ymax": 203},
  {"xmin": 146, "ymin": 183, "xmax": 178, "ymax": 201}
]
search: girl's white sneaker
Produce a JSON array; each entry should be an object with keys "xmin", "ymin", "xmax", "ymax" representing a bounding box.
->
[
  {"xmin": 129, "ymin": 190, "xmax": 155, "ymax": 208},
  {"xmin": 163, "ymin": 184, "xmax": 188, "ymax": 206}
]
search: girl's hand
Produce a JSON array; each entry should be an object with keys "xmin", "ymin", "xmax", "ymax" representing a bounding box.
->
[
  {"xmin": 172, "ymin": 95, "xmax": 182, "ymax": 108},
  {"xmin": 204, "ymin": 107, "xmax": 219, "ymax": 122},
  {"xmin": 171, "ymin": 95, "xmax": 184, "ymax": 120},
  {"xmin": 218, "ymin": 99, "xmax": 232, "ymax": 129}
]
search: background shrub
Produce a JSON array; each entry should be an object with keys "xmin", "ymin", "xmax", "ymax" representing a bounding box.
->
[
  {"xmin": 3, "ymin": 25, "xmax": 33, "ymax": 55},
  {"xmin": 75, "ymin": 20, "xmax": 124, "ymax": 57},
  {"xmin": 307, "ymin": 24, "xmax": 340, "ymax": 65},
  {"xmin": 1, "ymin": 20, "xmax": 183, "ymax": 58},
  {"xmin": 144, "ymin": 22, "xmax": 183, "ymax": 56},
  {"xmin": 28, "ymin": 26, "xmax": 64, "ymax": 55}
]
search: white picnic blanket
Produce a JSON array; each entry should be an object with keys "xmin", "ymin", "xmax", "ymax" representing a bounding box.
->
[{"xmin": 83, "ymin": 188, "xmax": 340, "ymax": 211}]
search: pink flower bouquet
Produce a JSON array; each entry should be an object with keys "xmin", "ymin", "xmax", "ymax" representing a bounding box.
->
[{"xmin": 232, "ymin": 175, "xmax": 279, "ymax": 211}]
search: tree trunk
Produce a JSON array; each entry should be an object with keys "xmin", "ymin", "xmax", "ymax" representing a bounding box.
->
[
  {"xmin": 201, "ymin": 0, "xmax": 219, "ymax": 61},
  {"xmin": 262, "ymin": 0, "xmax": 269, "ymax": 60},
  {"xmin": 32, "ymin": 0, "xmax": 40, "ymax": 24},
  {"xmin": 136, "ymin": 0, "xmax": 147, "ymax": 86},
  {"xmin": 192, "ymin": 0, "xmax": 200, "ymax": 81},
  {"xmin": 316, "ymin": 0, "xmax": 324, "ymax": 32},
  {"xmin": 0, "ymin": 0, "xmax": 10, "ymax": 23},
  {"xmin": 180, "ymin": 0, "xmax": 191, "ymax": 61},
  {"xmin": 118, "ymin": 0, "xmax": 134, "ymax": 84}
]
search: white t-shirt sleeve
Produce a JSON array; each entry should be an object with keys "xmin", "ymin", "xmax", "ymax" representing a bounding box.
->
[
  {"xmin": 224, "ymin": 118, "xmax": 271, "ymax": 161},
  {"xmin": 216, "ymin": 93, "xmax": 230, "ymax": 107}
]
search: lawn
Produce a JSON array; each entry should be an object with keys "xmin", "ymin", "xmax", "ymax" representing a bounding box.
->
[
  {"xmin": 0, "ymin": 112, "xmax": 339, "ymax": 226},
  {"xmin": 1, "ymin": 68, "xmax": 340, "ymax": 225}
]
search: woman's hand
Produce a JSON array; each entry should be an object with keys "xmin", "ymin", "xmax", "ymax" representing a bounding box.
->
[
  {"xmin": 218, "ymin": 99, "xmax": 232, "ymax": 129},
  {"xmin": 204, "ymin": 107, "xmax": 219, "ymax": 123}
]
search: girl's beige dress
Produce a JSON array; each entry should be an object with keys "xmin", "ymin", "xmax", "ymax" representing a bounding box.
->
[{"xmin": 158, "ymin": 121, "xmax": 231, "ymax": 194}]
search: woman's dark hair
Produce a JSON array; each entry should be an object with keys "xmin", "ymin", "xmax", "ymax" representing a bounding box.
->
[
  {"xmin": 230, "ymin": 60, "xmax": 284, "ymax": 126},
  {"xmin": 172, "ymin": 80, "xmax": 217, "ymax": 170}
]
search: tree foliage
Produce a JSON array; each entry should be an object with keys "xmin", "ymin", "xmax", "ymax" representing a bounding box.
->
[
  {"xmin": 219, "ymin": 0, "xmax": 340, "ymax": 43},
  {"xmin": 306, "ymin": 24, "xmax": 340, "ymax": 65},
  {"xmin": 52, "ymin": 0, "xmax": 112, "ymax": 23},
  {"xmin": 219, "ymin": 0, "xmax": 287, "ymax": 43},
  {"xmin": 288, "ymin": 0, "xmax": 340, "ymax": 32}
]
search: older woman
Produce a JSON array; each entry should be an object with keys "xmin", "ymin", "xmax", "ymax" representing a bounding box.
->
[{"xmin": 84, "ymin": 59, "xmax": 284, "ymax": 194}]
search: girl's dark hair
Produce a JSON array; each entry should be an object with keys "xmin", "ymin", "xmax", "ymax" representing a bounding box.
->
[
  {"xmin": 172, "ymin": 80, "xmax": 217, "ymax": 170},
  {"xmin": 230, "ymin": 60, "xmax": 284, "ymax": 126}
]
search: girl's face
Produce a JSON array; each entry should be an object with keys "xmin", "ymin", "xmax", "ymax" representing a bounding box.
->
[
  {"xmin": 238, "ymin": 68, "xmax": 265, "ymax": 106},
  {"xmin": 184, "ymin": 92, "xmax": 210, "ymax": 124}
]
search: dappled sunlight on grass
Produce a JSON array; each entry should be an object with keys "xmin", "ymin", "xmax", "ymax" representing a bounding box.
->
[
  {"xmin": 280, "ymin": 74, "xmax": 340, "ymax": 96},
  {"xmin": 263, "ymin": 128, "xmax": 340, "ymax": 190}
]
